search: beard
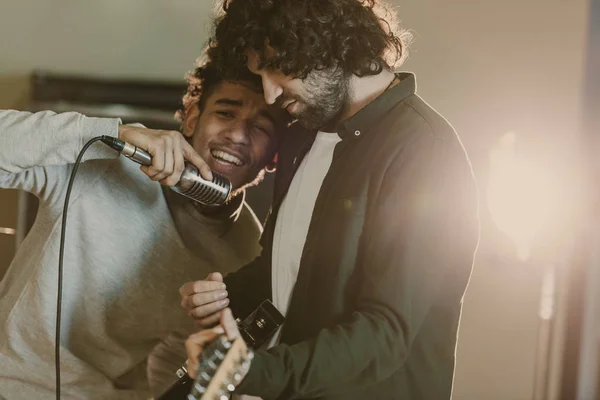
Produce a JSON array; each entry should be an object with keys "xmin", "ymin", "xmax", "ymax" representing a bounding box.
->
[{"xmin": 291, "ymin": 68, "xmax": 350, "ymax": 131}]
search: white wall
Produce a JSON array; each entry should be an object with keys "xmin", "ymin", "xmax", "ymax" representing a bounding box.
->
[
  {"xmin": 0, "ymin": 0, "xmax": 216, "ymax": 80},
  {"xmin": 0, "ymin": 0, "xmax": 591, "ymax": 399}
]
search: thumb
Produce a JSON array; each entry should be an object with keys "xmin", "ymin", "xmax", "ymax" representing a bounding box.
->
[
  {"xmin": 221, "ymin": 308, "xmax": 239, "ymax": 340},
  {"xmin": 206, "ymin": 272, "xmax": 224, "ymax": 283},
  {"xmin": 182, "ymin": 140, "xmax": 213, "ymax": 181}
]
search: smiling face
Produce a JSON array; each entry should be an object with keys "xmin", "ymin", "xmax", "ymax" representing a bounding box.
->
[{"xmin": 183, "ymin": 81, "xmax": 284, "ymax": 191}]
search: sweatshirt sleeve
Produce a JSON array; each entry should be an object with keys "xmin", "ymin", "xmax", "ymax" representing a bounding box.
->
[
  {"xmin": 0, "ymin": 109, "xmax": 121, "ymax": 202},
  {"xmin": 146, "ymin": 328, "xmax": 190, "ymax": 397}
]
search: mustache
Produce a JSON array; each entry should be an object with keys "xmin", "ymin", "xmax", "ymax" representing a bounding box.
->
[{"xmin": 274, "ymin": 94, "xmax": 300, "ymax": 108}]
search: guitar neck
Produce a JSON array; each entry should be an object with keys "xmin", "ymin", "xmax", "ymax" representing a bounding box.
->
[{"xmin": 188, "ymin": 335, "xmax": 252, "ymax": 400}]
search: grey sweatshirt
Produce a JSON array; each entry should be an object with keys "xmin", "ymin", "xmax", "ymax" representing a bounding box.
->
[{"xmin": 0, "ymin": 110, "xmax": 262, "ymax": 399}]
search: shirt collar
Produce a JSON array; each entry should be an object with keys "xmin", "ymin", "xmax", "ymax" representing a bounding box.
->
[{"xmin": 338, "ymin": 72, "xmax": 417, "ymax": 139}]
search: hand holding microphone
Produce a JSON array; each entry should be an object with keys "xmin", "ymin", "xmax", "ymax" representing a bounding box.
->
[
  {"xmin": 117, "ymin": 125, "xmax": 212, "ymax": 186},
  {"xmin": 102, "ymin": 126, "xmax": 231, "ymax": 206}
]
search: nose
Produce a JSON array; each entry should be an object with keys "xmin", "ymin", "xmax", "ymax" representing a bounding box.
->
[
  {"xmin": 261, "ymin": 75, "xmax": 283, "ymax": 105},
  {"xmin": 224, "ymin": 120, "xmax": 251, "ymax": 146}
]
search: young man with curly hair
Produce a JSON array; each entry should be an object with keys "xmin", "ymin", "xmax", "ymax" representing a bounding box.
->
[
  {"xmin": 0, "ymin": 61, "xmax": 288, "ymax": 399},
  {"xmin": 182, "ymin": 1, "xmax": 480, "ymax": 399}
]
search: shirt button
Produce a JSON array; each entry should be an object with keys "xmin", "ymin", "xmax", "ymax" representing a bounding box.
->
[{"xmin": 354, "ymin": 130, "xmax": 361, "ymax": 136}]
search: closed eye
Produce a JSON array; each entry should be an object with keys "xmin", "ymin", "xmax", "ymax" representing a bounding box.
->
[
  {"xmin": 253, "ymin": 123, "xmax": 268, "ymax": 134},
  {"xmin": 216, "ymin": 110, "xmax": 234, "ymax": 119}
]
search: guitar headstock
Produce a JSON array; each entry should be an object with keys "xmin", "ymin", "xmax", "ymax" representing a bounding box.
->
[{"xmin": 186, "ymin": 334, "xmax": 253, "ymax": 400}]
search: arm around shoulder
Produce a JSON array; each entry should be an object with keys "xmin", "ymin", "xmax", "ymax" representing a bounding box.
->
[{"xmin": 0, "ymin": 109, "xmax": 121, "ymax": 198}]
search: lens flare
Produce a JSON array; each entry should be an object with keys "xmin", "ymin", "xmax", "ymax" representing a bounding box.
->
[{"xmin": 487, "ymin": 132, "xmax": 555, "ymax": 261}]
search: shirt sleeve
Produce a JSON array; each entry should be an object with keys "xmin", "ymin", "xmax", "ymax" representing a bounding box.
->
[
  {"xmin": 224, "ymin": 252, "xmax": 272, "ymax": 321},
  {"xmin": 146, "ymin": 328, "xmax": 190, "ymax": 397},
  {"xmin": 0, "ymin": 109, "xmax": 120, "ymax": 201}
]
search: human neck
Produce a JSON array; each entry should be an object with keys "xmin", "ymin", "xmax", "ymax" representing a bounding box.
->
[
  {"xmin": 322, "ymin": 68, "xmax": 396, "ymax": 132},
  {"xmin": 345, "ymin": 68, "xmax": 396, "ymax": 121}
]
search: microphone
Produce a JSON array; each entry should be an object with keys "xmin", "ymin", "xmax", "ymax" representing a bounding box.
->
[{"xmin": 100, "ymin": 136, "xmax": 231, "ymax": 206}]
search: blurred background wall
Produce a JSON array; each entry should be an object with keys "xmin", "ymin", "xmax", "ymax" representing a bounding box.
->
[{"xmin": 0, "ymin": 0, "xmax": 592, "ymax": 398}]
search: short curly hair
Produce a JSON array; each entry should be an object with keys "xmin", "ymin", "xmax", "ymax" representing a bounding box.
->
[
  {"xmin": 207, "ymin": 0, "xmax": 412, "ymax": 80},
  {"xmin": 176, "ymin": 54, "xmax": 264, "ymax": 122}
]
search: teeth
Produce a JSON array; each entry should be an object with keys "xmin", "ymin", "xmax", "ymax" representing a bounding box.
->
[{"xmin": 211, "ymin": 150, "xmax": 242, "ymax": 166}]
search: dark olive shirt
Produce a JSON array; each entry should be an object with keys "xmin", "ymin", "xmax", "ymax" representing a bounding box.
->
[{"xmin": 225, "ymin": 73, "xmax": 480, "ymax": 400}]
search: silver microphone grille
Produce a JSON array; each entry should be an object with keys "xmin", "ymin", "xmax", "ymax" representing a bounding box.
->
[{"xmin": 171, "ymin": 164, "xmax": 231, "ymax": 206}]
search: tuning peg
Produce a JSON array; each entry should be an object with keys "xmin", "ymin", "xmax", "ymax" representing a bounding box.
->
[
  {"xmin": 239, "ymin": 353, "xmax": 254, "ymax": 367},
  {"xmin": 237, "ymin": 350, "xmax": 252, "ymax": 366},
  {"xmin": 199, "ymin": 371, "xmax": 212, "ymax": 382},
  {"xmin": 223, "ymin": 380, "xmax": 235, "ymax": 392},
  {"xmin": 192, "ymin": 382, "xmax": 206, "ymax": 394},
  {"xmin": 214, "ymin": 336, "xmax": 231, "ymax": 351},
  {"xmin": 232, "ymin": 372, "xmax": 243, "ymax": 384},
  {"xmin": 213, "ymin": 349, "xmax": 225, "ymax": 360},
  {"xmin": 241, "ymin": 359, "xmax": 252, "ymax": 371},
  {"xmin": 206, "ymin": 359, "xmax": 218, "ymax": 370}
]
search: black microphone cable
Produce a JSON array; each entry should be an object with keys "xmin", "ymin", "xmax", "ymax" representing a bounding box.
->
[
  {"xmin": 55, "ymin": 136, "xmax": 104, "ymax": 400},
  {"xmin": 54, "ymin": 135, "xmax": 231, "ymax": 399}
]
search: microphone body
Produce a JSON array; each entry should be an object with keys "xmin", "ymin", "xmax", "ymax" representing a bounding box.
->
[{"xmin": 101, "ymin": 136, "xmax": 231, "ymax": 206}]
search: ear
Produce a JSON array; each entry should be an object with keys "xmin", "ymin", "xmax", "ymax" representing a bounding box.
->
[
  {"xmin": 182, "ymin": 101, "xmax": 202, "ymax": 138},
  {"xmin": 265, "ymin": 153, "xmax": 277, "ymax": 173}
]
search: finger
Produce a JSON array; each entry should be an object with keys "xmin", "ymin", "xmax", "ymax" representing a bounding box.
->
[
  {"xmin": 185, "ymin": 327, "xmax": 224, "ymax": 378},
  {"xmin": 164, "ymin": 134, "xmax": 185, "ymax": 186},
  {"xmin": 182, "ymin": 140, "xmax": 213, "ymax": 181},
  {"xmin": 187, "ymin": 297, "xmax": 229, "ymax": 317},
  {"xmin": 206, "ymin": 272, "xmax": 224, "ymax": 283},
  {"xmin": 221, "ymin": 308, "xmax": 240, "ymax": 340},
  {"xmin": 118, "ymin": 126, "xmax": 151, "ymax": 148},
  {"xmin": 183, "ymin": 299, "xmax": 229, "ymax": 319},
  {"xmin": 181, "ymin": 289, "xmax": 227, "ymax": 312},
  {"xmin": 154, "ymin": 137, "xmax": 174, "ymax": 182},
  {"xmin": 194, "ymin": 311, "xmax": 223, "ymax": 329},
  {"xmin": 186, "ymin": 289, "xmax": 228, "ymax": 308},
  {"xmin": 140, "ymin": 165, "xmax": 151, "ymax": 178},
  {"xmin": 179, "ymin": 280, "xmax": 226, "ymax": 297},
  {"xmin": 147, "ymin": 144, "xmax": 165, "ymax": 180},
  {"xmin": 187, "ymin": 326, "xmax": 224, "ymax": 345}
]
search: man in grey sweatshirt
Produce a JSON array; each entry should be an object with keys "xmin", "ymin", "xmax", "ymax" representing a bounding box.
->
[{"xmin": 0, "ymin": 62, "xmax": 287, "ymax": 399}]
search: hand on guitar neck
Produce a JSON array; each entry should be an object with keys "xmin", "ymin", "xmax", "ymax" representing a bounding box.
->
[
  {"xmin": 157, "ymin": 300, "xmax": 284, "ymax": 400},
  {"xmin": 184, "ymin": 308, "xmax": 253, "ymax": 399}
]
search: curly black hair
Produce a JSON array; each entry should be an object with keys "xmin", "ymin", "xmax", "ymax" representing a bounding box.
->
[
  {"xmin": 176, "ymin": 55, "xmax": 264, "ymax": 122},
  {"xmin": 207, "ymin": 0, "xmax": 412, "ymax": 80}
]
